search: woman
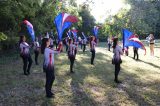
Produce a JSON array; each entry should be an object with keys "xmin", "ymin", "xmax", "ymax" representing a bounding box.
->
[
  {"xmin": 41, "ymin": 38, "xmax": 60, "ymax": 98},
  {"xmin": 112, "ymin": 37, "xmax": 123, "ymax": 83},
  {"xmin": 19, "ymin": 35, "xmax": 33, "ymax": 75},
  {"xmin": 149, "ymin": 34, "xmax": 155, "ymax": 56},
  {"xmin": 34, "ymin": 37, "xmax": 40, "ymax": 65},
  {"xmin": 90, "ymin": 36, "xmax": 97, "ymax": 65},
  {"xmin": 68, "ymin": 39, "xmax": 77, "ymax": 73}
]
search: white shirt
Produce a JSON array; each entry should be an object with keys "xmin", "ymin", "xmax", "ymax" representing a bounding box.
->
[
  {"xmin": 83, "ymin": 39, "xmax": 87, "ymax": 44},
  {"xmin": 20, "ymin": 42, "xmax": 30, "ymax": 54},
  {"xmin": 34, "ymin": 41, "xmax": 40, "ymax": 50},
  {"xmin": 113, "ymin": 45, "xmax": 123, "ymax": 60},
  {"xmin": 91, "ymin": 41, "xmax": 96, "ymax": 50},
  {"xmin": 69, "ymin": 44, "xmax": 77, "ymax": 55},
  {"xmin": 44, "ymin": 48, "xmax": 59, "ymax": 67},
  {"xmin": 50, "ymin": 38, "xmax": 54, "ymax": 45}
]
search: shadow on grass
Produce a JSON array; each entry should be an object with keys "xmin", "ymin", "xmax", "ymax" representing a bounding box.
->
[
  {"xmin": 117, "ymin": 69, "xmax": 160, "ymax": 106},
  {"xmin": 70, "ymin": 52, "xmax": 98, "ymax": 106},
  {"xmin": 128, "ymin": 55, "xmax": 160, "ymax": 69},
  {"xmin": 77, "ymin": 50, "xmax": 160, "ymax": 105}
]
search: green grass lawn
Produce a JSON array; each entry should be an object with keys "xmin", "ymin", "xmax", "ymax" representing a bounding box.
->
[{"xmin": 0, "ymin": 42, "xmax": 160, "ymax": 106}]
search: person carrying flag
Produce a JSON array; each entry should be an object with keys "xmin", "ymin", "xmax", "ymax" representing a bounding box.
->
[{"xmin": 41, "ymin": 37, "xmax": 60, "ymax": 98}]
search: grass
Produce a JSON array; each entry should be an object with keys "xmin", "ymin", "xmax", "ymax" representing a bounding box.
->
[{"xmin": 0, "ymin": 42, "xmax": 160, "ymax": 106}]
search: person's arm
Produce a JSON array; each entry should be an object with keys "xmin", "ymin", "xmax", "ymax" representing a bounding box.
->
[
  {"xmin": 48, "ymin": 48, "xmax": 60, "ymax": 54},
  {"xmin": 118, "ymin": 46, "xmax": 123, "ymax": 55}
]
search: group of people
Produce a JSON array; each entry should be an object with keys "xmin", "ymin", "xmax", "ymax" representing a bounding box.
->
[
  {"xmin": 19, "ymin": 32, "xmax": 156, "ymax": 98},
  {"xmin": 19, "ymin": 34, "xmax": 98, "ymax": 98}
]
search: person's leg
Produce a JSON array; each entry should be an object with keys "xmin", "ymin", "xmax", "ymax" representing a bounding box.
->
[
  {"xmin": 35, "ymin": 51, "xmax": 39, "ymax": 65},
  {"xmin": 150, "ymin": 44, "xmax": 154, "ymax": 56},
  {"xmin": 134, "ymin": 50, "xmax": 136, "ymax": 59},
  {"xmin": 108, "ymin": 44, "xmax": 111, "ymax": 51},
  {"xmin": 91, "ymin": 50, "xmax": 93, "ymax": 64},
  {"xmin": 151, "ymin": 44, "xmax": 154, "ymax": 56},
  {"xmin": 83, "ymin": 44, "xmax": 85, "ymax": 52},
  {"xmin": 91, "ymin": 50, "xmax": 95, "ymax": 65},
  {"xmin": 84, "ymin": 44, "xmax": 86, "ymax": 52},
  {"xmin": 81, "ymin": 43, "xmax": 82, "ymax": 49},
  {"xmin": 70, "ymin": 56, "xmax": 75, "ymax": 73},
  {"xmin": 136, "ymin": 50, "xmax": 139, "ymax": 60},
  {"xmin": 22, "ymin": 56, "xmax": 28, "ymax": 75},
  {"xmin": 27, "ymin": 54, "xmax": 33, "ymax": 74},
  {"xmin": 66, "ymin": 45, "xmax": 68, "ymax": 52},
  {"xmin": 49, "ymin": 66, "xmax": 55, "ymax": 95},
  {"xmin": 114, "ymin": 63, "xmax": 121, "ymax": 83},
  {"xmin": 45, "ymin": 67, "xmax": 53, "ymax": 97}
]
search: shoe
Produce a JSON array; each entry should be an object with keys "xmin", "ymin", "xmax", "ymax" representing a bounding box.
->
[
  {"xmin": 46, "ymin": 95, "xmax": 54, "ymax": 98},
  {"xmin": 114, "ymin": 80, "xmax": 122, "ymax": 83},
  {"xmin": 70, "ymin": 71, "xmax": 74, "ymax": 73},
  {"xmin": 24, "ymin": 73, "xmax": 28, "ymax": 75}
]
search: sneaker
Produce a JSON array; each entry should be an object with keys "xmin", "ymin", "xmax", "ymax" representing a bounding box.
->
[
  {"xmin": 114, "ymin": 80, "xmax": 122, "ymax": 83},
  {"xmin": 46, "ymin": 94, "xmax": 54, "ymax": 98},
  {"xmin": 70, "ymin": 71, "xmax": 74, "ymax": 73}
]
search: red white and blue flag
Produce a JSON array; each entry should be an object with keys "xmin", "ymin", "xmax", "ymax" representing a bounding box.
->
[
  {"xmin": 66, "ymin": 29, "xmax": 71, "ymax": 38},
  {"xmin": 82, "ymin": 32, "xmax": 87, "ymax": 39},
  {"xmin": 23, "ymin": 20, "xmax": 35, "ymax": 41},
  {"xmin": 54, "ymin": 13, "xmax": 78, "ymax": 41},
  {"xmin": 71, "ymin": 29, "xmax": 78, "ymax": 38},
  {"xmin": 93, "ymin": 26, "xmax": 100, "ymax": 38},
  {"xmin": 122, "ymin": 29, "xmax": 146, "ymax": 55}
]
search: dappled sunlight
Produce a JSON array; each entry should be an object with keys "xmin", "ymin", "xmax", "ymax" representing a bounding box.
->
[{"xmin": 0, "ymin": 43, "xmax": 160, "ymax": 105}]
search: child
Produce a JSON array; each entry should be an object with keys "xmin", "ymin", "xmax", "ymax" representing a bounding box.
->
[
  {"xmin": 19, "ymin": 35, "xmax": 33, "ymax": 75},
  {"xmin": 41, "ymin": 38, "xmax": 60, "ymax": 98},
  {"xmin": 90, "ymin": 36, "xmax": 97, "ymax": 65},
  {"xmin": 34, "ymin": 37, "xmax": 40, "ymax": 65},
  {"xmin": 68, "ymin": 39, "xmax": 77, "ymax": 73}
]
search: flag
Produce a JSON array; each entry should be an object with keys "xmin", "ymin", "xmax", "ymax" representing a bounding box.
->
[
  {"xmin": 54, "ymin": 13, "xmax": 78, "ymax": 41},
  {"xmin": 82, "ymin": 32, "xmax": 87, "ymax": 39},
  {"xmin": 23, "ymin": 20, "xmax": 35, "ymax": 41},
  {"xmin": 93, "ymin": 26, "xmax": 100, "ymax": 38},
  {"xmin": 71, "ymin": 29, "xmax": 78, "ymax": 38},
  {"xmin": 66, "ymin": 29, "xmax": 71, "ymax": 37},
  {"xmin": 122, "ymin": 29, "xmax": 146, "ymax": 55},
  {"xmin": 122, "ymin": 29, "xmax": 133, "ymax": 48}
]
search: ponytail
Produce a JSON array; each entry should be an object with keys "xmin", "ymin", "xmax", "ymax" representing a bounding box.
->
[
  {"xmin": 41, "ymin": 38, "xmax": 49, "ymax": 54},
  {"xmin": 113, "ymin": 38, "xmax": 118, "ymax": 49}
]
